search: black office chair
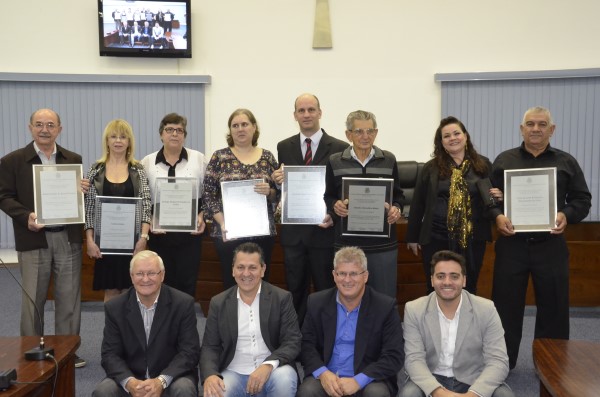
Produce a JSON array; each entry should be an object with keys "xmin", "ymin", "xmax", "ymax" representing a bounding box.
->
[{"xmin": 396, "ymin": 160, "xmax": 424, "ymax": 219}]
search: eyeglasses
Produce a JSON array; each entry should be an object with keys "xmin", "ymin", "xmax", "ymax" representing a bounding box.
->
[
  {"xmin": 132, "ymin": 270, "xmax": 162, "ymax": 279},
  {"xmin": 164, "ymin": 127, "xmax": 185, "ymax": 135},
  {"xmin": 32, "ymin": 122, "xmax": 58, "ymax": 131},
  {"xmin": 350, "ymin": 128, "xmax": 377, "ymax": 136},
  {"xmin": 231, "ymin": 122, "xmax": 252, "ymax": 129},
  {"xmin": 334, "ymin": 270, "xmax": 367, "ymax": 279}
]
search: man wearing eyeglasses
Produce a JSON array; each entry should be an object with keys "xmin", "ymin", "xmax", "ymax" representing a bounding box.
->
[
  {"xmin": 324, "ymin": 110, "xmax": 404, "ymax": 298},
  {"xmin": 298, "ymin": 246, "xmax": 404, "ymax": 397},
  {"xmin": 0, "ymin": 108, "xmax": 87, "ymax": 367},
  {"xmin": 94, "ymin": 250, "xmax": 200, "ymax": 396}
]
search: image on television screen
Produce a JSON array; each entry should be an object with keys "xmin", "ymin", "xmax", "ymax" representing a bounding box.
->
[{"xmin": 98, "ymin": 0, "xmax": 191, "ymax": 58}]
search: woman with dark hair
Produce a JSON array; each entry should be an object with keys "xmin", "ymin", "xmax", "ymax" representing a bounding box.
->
[
  {"xmin": 406, "ymin": 116, "xmax": 502, "ymax": 294},
  {"xmin": 203, "ymin": 108, "xmax": 278, "ymax": 290}
]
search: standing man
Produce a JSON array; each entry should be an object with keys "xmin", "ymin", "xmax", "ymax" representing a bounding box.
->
[
  {"xmin": 400, "ymin": 250, "xmax": 513, "ymax": 397},
  {"xmin": 93, "ymin": 250, "xmax": 200, "ymax": 396},
  {"xmin": 490, "ymin": 106, "xmax": 592, "ymax": 369},
  {"xmin": 201, "ymin": 242, "xmax": 301, "ymax": 397},
  {"xmin": 271, "ymin": 93, "xmax": 348, "ymax": 326},
  {"xmin": 0, "ymin": 108, "xmax": 86, "ymax": 367},
  {"xmin": 298, "ymin": 246, "xmax": 405, "ymax": 397},
  {"xmin": 324, "ymin": 110, "xmax": 404, "ymax": 298}
]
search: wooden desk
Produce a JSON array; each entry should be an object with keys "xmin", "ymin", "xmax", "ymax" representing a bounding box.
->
[
  {"xmin": 533, "ymin": 338, "xmax": 600, "ymax": 397},
  {"xmin": 0, "ymin": 335, "xmax": 80, "ymax": 397}
]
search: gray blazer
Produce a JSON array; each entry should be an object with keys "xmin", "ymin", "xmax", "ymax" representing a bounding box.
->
[
  {"xmin": 200, "ymin": 281, "xmax": 301, "ymax": 382},
  {"xmin": 403, "ymin": 290, "xmax": 509, "ymax": 397}
]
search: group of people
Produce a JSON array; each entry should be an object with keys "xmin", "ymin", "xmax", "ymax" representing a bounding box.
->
[
  {"xmin": 118, "ymin": 20, "xmax": 167, "ymax": 49},
  {"xmin": 0, "ymin": 94, "xmax": 591, "ymax": 396},
  {"xmin": 112, "ymin": 8, "xmax": 175, "ymax": 32}
]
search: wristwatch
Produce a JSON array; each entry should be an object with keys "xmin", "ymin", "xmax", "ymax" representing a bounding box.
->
[{"xmin": 140, "ymin": 233, "xmax": 150, "ymax": 241}]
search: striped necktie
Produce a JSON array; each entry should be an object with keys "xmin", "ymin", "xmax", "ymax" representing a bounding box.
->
[{"xmin": 304, "ymin": 138, "xmax": 312, "ymax": 165}]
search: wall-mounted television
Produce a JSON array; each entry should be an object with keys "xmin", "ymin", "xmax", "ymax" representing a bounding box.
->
[{"xmin": 98, "ymin": 0, "xmax": 191, "ymax": 58}]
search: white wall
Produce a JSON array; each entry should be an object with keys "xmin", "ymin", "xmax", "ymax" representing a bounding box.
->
[{"xmin": 4, "ymin": 0, "xmax": 600, "ymax": 162}]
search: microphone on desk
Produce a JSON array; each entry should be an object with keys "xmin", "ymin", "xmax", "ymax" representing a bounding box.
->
[{"xmin": 0, "ymin": 258, "xmax": 54, "ymax": 361}]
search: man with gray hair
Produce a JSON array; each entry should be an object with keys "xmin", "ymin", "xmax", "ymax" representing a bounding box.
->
[
  {"xmin": 93, "ymin": 250, "xmax": 200, "ymax": 396},
  {"xmin": 324, "ymin": 110, "xmax": 404, "ymax": 298},
  {"xmin": 489, "ymin": 106, "xmax": 591, "ymax": 369},
  {"xmin": 298, "ymin": 246, "xmax": 404, "ymax": 397}
]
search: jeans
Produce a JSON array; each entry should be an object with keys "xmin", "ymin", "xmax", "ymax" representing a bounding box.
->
[{"xmin": 220, "ymin": 365, "xmax": 297, "ymax": 397}]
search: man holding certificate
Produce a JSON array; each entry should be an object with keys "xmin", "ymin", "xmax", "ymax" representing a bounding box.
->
[
  {"xmin": 324, "ymin": 110, "xmax": 404, "ymax": 298},
  {"xmin": 0, "ymin": 108, "xmax": 86, "ymax": 367},
  {"xmin": 489, "ymin": 106, "xmax": 592, "ymax": 369},
  {"xmin": 271, "ymin": 93, "xmax": 348, "ymax": 326}
]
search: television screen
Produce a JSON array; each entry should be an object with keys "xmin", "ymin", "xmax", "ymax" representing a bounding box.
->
[{"xmin": 98, "ymin": 0, "xmax": 191, "ymax": 58}]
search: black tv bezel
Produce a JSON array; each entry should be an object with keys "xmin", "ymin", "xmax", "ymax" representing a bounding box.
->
[{"xmin": 98, "ymin": 0, "xmax": 191, "ymax": 59}]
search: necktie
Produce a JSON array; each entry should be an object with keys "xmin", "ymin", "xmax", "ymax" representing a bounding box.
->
[{"xmin": 304, "ymin": 138, "xmax": 312, "ymax": 165}]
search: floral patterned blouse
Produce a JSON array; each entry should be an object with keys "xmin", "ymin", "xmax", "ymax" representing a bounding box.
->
[{"xmin": 202, "ymin": 147, "xmax": 279, "ymax": 238}]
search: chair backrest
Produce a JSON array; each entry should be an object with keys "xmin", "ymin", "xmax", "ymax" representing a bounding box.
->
[{"xmin": 396, "ymin": 160, "xmax": 424, "ymax": 218}]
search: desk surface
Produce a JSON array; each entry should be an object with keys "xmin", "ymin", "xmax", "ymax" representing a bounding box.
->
[
  {"xmin": 533, "ymin": 338, "xmax": 600, "ymax": 397},
  {"xmin": 0, "ymin": 335, "xmax": 80, "ymax": 397}
]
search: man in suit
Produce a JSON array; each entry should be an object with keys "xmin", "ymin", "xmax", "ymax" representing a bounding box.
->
[
  {"xmin": 130, "ymin": 21, "xmax": 142, "ymax": 46},
  {"xmin": 400, "ymin": 250, "xmax": 513, "ymax": 397},
  {"xmin": 201, "ymin": 242, "xmax": 301, "ymax": 397},
  {"xmin": 298, "ymin": 246, "xmax": 404, "ymax": 397},
  {"xmin": 93, "ymin": 250, "xmax": 200, "ymax": 397},
  {"xmin": 0, "ymin": 108, "xmax": 86, "ymax": 367},
  {"xmin": 271, "ymin": 93, "xmax": 348, "ymax": 326},
  {"xmin": 141, "ymin": 21, "xmax": 152, "ymax": 45}
]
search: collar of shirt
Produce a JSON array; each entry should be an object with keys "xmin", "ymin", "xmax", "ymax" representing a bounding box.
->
[
  {"xmin": 155, "ymin": 146, "xmax": 188, "ymax": 165},
  {"xmin": 433, "ymin": 294, "xmax": 462, "ymax": 378},
  {"xmin": 136, "ymin": 290, "xmax": 160, "ymax": 310},
  {"xmin": 33, "ymin": 141, "xmax": 57, "ymax": 164},
  {"xmin": 300, "ymin": 129, "xmax": 323, "ymax": 158},
  {"xmin": 350, "ymin": 147, "xmax": 375, "ymax": 167}
]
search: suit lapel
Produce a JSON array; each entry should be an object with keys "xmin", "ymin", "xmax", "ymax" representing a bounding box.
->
[
  {"xmin": 425, "ymin": 295, "xmax": 442, "ymax": 357},
  {"xmin": 322, "ymin": 290, "xmax": 338, "ymax": 363},
  {"xmin": 259, "ymin": 282, "xmax": 272, "ymax": 349},
  {"xmin": 353, "ymin": 287, "xmax": 371, "ymax": 371},
  {"xmin": 125, "ymin": 289, "xmax": 148, "ymax": 350},
  {"xmin": 289, "ymin": 135, "xmax": 304, "ymax": 165},
  {"xmin": 454, "ymin": 291, "xmax": 472, "ymax": 354},
  {"xmin": 148, "ymin": 285, "xmax": 170, "ymax": 347},
  {"xmin": 312, "ymin": 131, "xmax": 331, "ymax": 164},
  {"xmin": 225, "ymin": 288, "xmax": 239, "ymax": 347}
]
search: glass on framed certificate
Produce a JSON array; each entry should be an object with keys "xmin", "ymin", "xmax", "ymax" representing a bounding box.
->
[
  {"xmin": 152, "ymin": 177, "xmax": 198, "ymax": 232},
  {"xmin": 341, "ymin": 177, "xmax": 393, "ymax": 237},
  {"xmin": 94, "ymin": 196, "xmax": 142, "ymax": 255},
  {"xmin": 32, "ymin": 164, "xmax": 85, "ymax": 225},
  {"xmin": 504, "ymin": 167, "xmax": 557, "ymax": 232},
  {"xmin": 221, "ymin": 179, "xmax": 270, "ymax": 239},
  {"xmin": 281, "ymin": 165, "xmax": 327, "ymax": 224}
]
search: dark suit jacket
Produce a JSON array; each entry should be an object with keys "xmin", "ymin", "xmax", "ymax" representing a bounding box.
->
[
  {"xmin": 300, "ymin": 286, "xmax": 405, "ymax": 395},
  {"xmin": 0, "ymin": 141, "xmax": 83, "ymax": 251},
  {"xmin": 200, "ymin": 281, "xmax": 301, "ymax": 382},
  {"xmin": 100, "ymin": 284, "xmax": 200, "ymax": 386},
  {"xmin": 276, "ymin": 130, "xmax": 348, "ymax": 248}
]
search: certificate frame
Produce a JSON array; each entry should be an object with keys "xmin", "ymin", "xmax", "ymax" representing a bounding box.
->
[
  {"xmin": 94, "ymin": 196, "xmax": 142, "ymax": 255},
  {"xmin": 221, "ymin": 179, "xmax": 270, "ymax": 239},
  {"xmin": 504, "ymin": 167, "xmax": 557, "ymax": 232},
  {"xmin": 152, "ymin": 177, "xmax": 199, "ymax": 232},
  {"xmin": 32, "ymin": 164, "xmax": 85, "ymax": 226},
  {"xmin": 281, "ymin": 165, "xmax": 327, "ymax": 224},
  {"xmin": 341, "ymin": 177, "xmax": 393, "ymax": 237}
]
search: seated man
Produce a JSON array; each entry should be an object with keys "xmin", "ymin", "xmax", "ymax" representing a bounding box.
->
[
  {"xmin": 93, "ymin": 250, "xmax": 200, "ymax": 397},
  {"xmin": 400, "ymin": 250, "xmax": 514, "ymax": 397},
  {"xmin": 130, "ymin": 21, "xmax": 142, "ymax": 46},
  {"xmin": 141, "ymin": 21, "xmax": 152, "ymax": 45},
  {"xmin": 151, "ymin": 21, "xmax": 165, "ymax": 49},
  {"xmin": 201, "ymin": 242, "xmax": 301, "ymax": 397},
  {"xmin": 298, "ymin": 246, "xmax": 405, "ymax": 397},
  {"xmin": 119, "ymin": 21, "xmax": 131, "ymax": 46}
]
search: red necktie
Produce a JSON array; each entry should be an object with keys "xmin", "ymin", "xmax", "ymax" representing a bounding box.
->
[{"xmin": 304, "ymin": 138, "xmax": 312, "ymax": 165}]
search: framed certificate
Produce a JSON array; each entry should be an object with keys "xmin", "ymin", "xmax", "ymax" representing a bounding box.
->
[
  {"xmin": 281, "ymin": 165, "xmax": 327, "ymax": 224},
  {"xmin": 221, "ymin": 179, "xmax": 270, "ymax": 239},
  {"xmin": 94, "ymin": 196, "xmax": 142, "ymax": 255},
  {"xmin": 341, "ymin": 177, "xmax": 393, "ymax": 237},
  {"xmin": 504, "ymin": 167, "xmax": 557, "ymax": 232},
  {"xmin": 152, "ymin": 177, "xmax": 198, "ymax": 232},
  {"xmin": 32, "ymin": 164, "xmax": 85, "ymax": 225}
]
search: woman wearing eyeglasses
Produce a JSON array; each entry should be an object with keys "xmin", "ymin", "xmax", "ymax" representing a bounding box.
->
[
  {"xmin": 141, "ymin": 113, "xmax": 207, "ymax": 299},
  {"xmin": 202, "ymin": 108, "xmax": 278, "ymax": 290},
  {"xmin": 406, "ymin": 116, "xmax": 502, "ymax": 295},
  {"xmin": 84, "ymin": 119, "xmax": 152, "ymax": 302}
]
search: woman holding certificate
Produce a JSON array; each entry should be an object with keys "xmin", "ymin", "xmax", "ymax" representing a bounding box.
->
[
  {"xmin": 203, "ymin": 108, "xmax": 278, "ymax": 289},
  {"xmin": 141, "ymin": 113, "xmax": 207, "ymax": 299},
  {"xmin": 406, "ymin": 116, "xmax": 501, "ymax": 294},
  {"xmin": 84, "ymin": 119, "xmax": 152, "ymax": 302}
]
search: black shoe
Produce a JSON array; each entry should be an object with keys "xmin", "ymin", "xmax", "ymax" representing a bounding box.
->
[{"xmin": 74, "ymin": 355, "xmax": 86, "ymax": 368}]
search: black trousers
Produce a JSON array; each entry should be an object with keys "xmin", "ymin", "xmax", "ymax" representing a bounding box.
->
[
  {"xmin": 148, "ymin": 232, "xmax": 202, "ymax": 298},
  {"xmin": 282, "ymin": 243, "xmax": 335, "ymax": 326},
  {"xmin": 213, "ymin": 235, "xmax": 274, "ymax": 290},
  {"xmin": 492, "ymin": 234, "xmax": 570, "ymax": 368}
]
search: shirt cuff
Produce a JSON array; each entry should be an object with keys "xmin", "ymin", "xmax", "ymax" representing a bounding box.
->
[
  {"xmin": 121, "ymin": 377, "xmax": 134, "ymax": 392},
  {"xmin": 262, "ymin": 360, "xmax": 280, "ymax": 371},
  {"xmin": 353, "ymin": 373, "xmax": 374, "ymax": 389},
  {"xmin": 159, "ymin": 374, "xmax": 173, "ymax": 388},
  {"xmin": 312, "ymin": 366, "xmax": 328, "ymax": 379}
]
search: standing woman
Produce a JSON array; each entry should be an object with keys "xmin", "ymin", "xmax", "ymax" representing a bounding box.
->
[
  {"xmin": 203, "ymin": 108, "xmax": 278, "ymax": 290},
  {"xmin": 141, "ymin": 113, "xmax": 207, "ymax": 298},
  {"xmin": 406, "ymin": 116, "xmax": 501, "ymax": 294},
  {"xmin": 85, "ymin": 119, "xmax": 151, "ymax": 302}
]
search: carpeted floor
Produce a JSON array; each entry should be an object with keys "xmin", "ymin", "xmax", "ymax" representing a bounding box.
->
[{"xmin": 1, "ymin": 263, "xmax": 599, "ymax": 396}]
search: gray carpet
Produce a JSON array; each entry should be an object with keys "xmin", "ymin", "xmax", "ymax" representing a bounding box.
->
[{"xmin": 1, "ymin": 263, "xmax": 599, "ymax": 396}]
